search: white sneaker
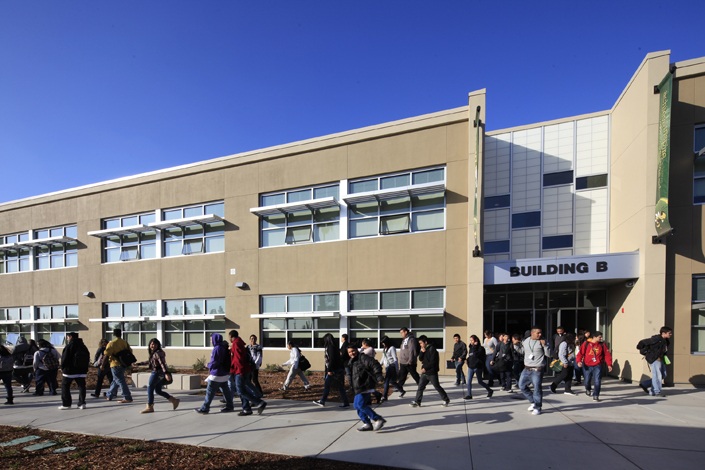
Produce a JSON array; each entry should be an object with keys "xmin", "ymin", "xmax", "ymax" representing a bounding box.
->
[
  {"xmin": 532, "ymin": 408, "xmax": 541, "ymax": 415},
  {"xmin": 58, "ymin": 406, "xmax": 71, "ymax": 410},
  {"xmin": 527, "ymin": 404, "xmax": 535, "ymax": 411},
  {"xmin": 78, "ymin": 404, "xmax": 86, "ymax": 410}
]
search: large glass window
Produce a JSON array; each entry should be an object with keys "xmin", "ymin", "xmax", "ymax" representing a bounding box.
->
[
  {"xmin": 692, "ymin": 276, "xmax": 705, "ymax": 353},
  {"xmin": 259, "ymin": 184, "xmax": 340, "ymax": 247},
  {"xmin": 34, "ymin": 304, "xmax": 79, "ymax": 347},
  {"xmin": 348, "ymin": 168, "xmax": 445, "ymax": 238},
  {"xmin": 103, "ymin": 321, "xmax": 158, "ymax": 348},
  {"xmin": 34, "ymin": 225, "xmax": 78, "ymax": 270},
  {"xmin": 0, "ymin": 313, "xmax": 31, "ymax": 346},
  {"xmin": 350, "ymin": 289, "xmax": 444, "ymax": 312},
  {"xmin": 162, "ymin": 298, "xmax": 226, "ymax": 348},
  {"xmin": 349, "ymin": 315, "xmax": 445, "ymax": 350},
  {"xmin": 103, "ymin": 212, "xmax": 157, "ymax": 262},
  {"xmin": 694, "ymin": 125, "xmax": 705, "ymax": 204},
  {"xmin": 260, "ymin": 293, "xmax": 340, "ymax": 348},
  {"xmin": 162, "ymin": 202, "xmax": 225, "ymax": 256}
]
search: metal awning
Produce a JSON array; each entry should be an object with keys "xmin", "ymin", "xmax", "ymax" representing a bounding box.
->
[
  {"xmin": 343, "ymin": 182, "xmax": 445, "ymax": 205},
  {"xmin": 341, "ymin": 309, "xmax": 445, "ymax": 317},
  {"xmin": 250, "ymin": 312, "xmax": 338, "ymax": 318},
  {"xmin": 16, "ymin": 236, "xmax": 76, "ymax": 248},
  {"xmin": 250, "ymin": 197, "xmax": 339, "ymax": 217},
  {"xmin": 87, "ymin": 224, "xmax": 155, "ymax": 238},
  {"xmin": 148, "ymin": 214, "xmax": 224, "ymax": 230}
]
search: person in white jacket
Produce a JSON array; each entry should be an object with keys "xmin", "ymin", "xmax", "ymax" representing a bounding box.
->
[
  {"xmin": 281, "ymin": 340, "xmax": 310, "ymax": 391},
  {"xmin": 380, "ymin": 336, "xmax": 405, "ymax": 402}
]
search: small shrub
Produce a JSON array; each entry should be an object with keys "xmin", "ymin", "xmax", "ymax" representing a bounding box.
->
[
  {"xmin": 167, "ymin": 365, "xmax": 177, "ymax": 373},
  {"xmin": 304, "ymin": 370, "xmax": 312, "ymax": 376},
  {"xmin": 193, "ymin": 356, "xmax": 207, "ymax": 371},
  {"xmin": 263, "ymin": 363, "xmax": 284, "ymax": 373}
]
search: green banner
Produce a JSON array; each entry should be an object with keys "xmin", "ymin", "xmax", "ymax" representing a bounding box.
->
[{"xmin": 654, "ymin": 71, "xmax": 673, "ymax": 239}]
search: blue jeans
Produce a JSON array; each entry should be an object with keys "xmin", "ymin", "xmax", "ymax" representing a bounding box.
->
[
  {"xmin": 467, "ymin": 367, "xmax": 491, "ymax": 397},
  {"xmin": 353, "ymin": 392, "xmax": 382, "ymax": 425},
  {"xmin": 200, "ymin": 379, "xmax": 233, "ymax": 412},
  {"xmin": 583, "ymin": 365, "xmax": 603, "ymax": 397},
  {"xmin": 484, "ymin": 356, "xmax": 495, "ymax": 384},
  {"xmin": 640, "ymin": 360, "xmax": 666, "ymax": 395},
  {"xmin": 454, "ymin": 360, "xmax": 465, "ymax": 383},
  {"xmin": 320, "ymin": 369, "xmax": 349, "ymax": 405},
  {"xmin": 229, "ymin": 373, "xmax": 262, "ymax": 411},
  {"xmin": 107, "ymin": 366, "xmax": 132, "ymax": 400},
  {"xmin": 147, "ymin": 371, "xmax": 172, "ymax": 405},
  {"xmin": 519, "ymin": 368, "xmax": 544, "ymax": 410}
]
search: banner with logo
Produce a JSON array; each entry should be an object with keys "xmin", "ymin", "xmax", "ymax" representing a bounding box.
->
[{"xmin": 654, "ymin": 71, "xmax": 673, "ymax": 239}]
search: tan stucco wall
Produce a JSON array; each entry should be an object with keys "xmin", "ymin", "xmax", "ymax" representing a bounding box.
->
[{"xmin": 609, "ymin": 51, "xmax": 671, "ymax": 382}]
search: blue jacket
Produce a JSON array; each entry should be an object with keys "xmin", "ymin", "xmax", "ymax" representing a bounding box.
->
[{"xmin": 207, "ymin": 333, "xmax": 231, "ymax": 376}]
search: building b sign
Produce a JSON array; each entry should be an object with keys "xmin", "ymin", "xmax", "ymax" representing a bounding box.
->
[{"xmin": 484, "ymin": 252, "xmax": 639, "ymax": 285}]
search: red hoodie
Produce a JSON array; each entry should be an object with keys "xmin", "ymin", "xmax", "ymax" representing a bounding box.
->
[
  {"xmin": 576, "ymin": 340, "xmax": 613, "ymax": 368},
  {"xmin": 230, "ymin": 336, "xmax": 252, "ymax": 375}
]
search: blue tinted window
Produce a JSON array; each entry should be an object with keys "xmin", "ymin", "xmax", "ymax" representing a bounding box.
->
[
  {"xmin": 485, "ymin": 195, "xmax": 510, "ymax": 209},
  {"xmin": 543, "ymin": 171, "xmax": 573, "ymax": 187},
  {"xmin": 484, "ymin": 240, "xmax": 510, "ymax": 254},
  {"xmin": 512, "ymin": 212, "xmax": 541, "ymax": 228},
  {"xmin": 542, "ymin": 235, "xmax": 573, "ymax": 250},
  {"xmin": 576, "ymin": 174, "xmax": 608, "ymax": 190}
]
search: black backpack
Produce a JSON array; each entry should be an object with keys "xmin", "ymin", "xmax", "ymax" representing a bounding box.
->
[{"xmin": 636, "ymin": 337, "xmax": 657, "ymax": 356}]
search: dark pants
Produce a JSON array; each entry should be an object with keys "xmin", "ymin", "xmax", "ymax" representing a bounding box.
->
[
  {"xmin": 398, "ymin": 363, "xmax": 420, "ymax": 387},
  {"xmin": 415, "ymin": 373, "xmax": 449, "ymax": 404},
  {"xmin": 13, "ymin": 368, "xmax": 32, "ymax": 390},
  {"xmin": 484, "ymin": 357, "xmax": 495, "ymax": 386},
  {"xmin": 497, "ymin": 368, "xmax": 512, "ymax": 390},
  {"xmin": 61, "ymin": 376, "xmax": 86, "ymax": 407},
  {"xmin": 94, "ymin": 366, "xmax": 113, "ymax": 395},
  {"xmin": 512, "ymin": 361, "xmax": 524, "ymax": 386},
  {"xmin": 383, "ymin": 365, "xmax": 403, "ymax": 399},
  {"xmin": 552, "ymin": 364, "xmax": 574, "ymax": 392},
  {"xmin": 320, "ymin": 369, "xmax": 349, "ymax": 405},
  {"xmin": 34, "ymin": 368, "xmax": 53, "ymax": 395},
  {"xmin": 251, "ymin": 368, "xmax": 263, "ymax": 395},
  {"xmin": 0, "ymin": 371, "xmax": 13, "ymax": 402}
]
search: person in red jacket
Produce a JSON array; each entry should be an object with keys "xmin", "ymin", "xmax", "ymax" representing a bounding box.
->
[
  {"xmin": 228, "ymin": 330, "xmax": 267, "ymax": 416},
  {"xmin": 576, "ymin": 331, "xmax": 612, "ymax": 402}
]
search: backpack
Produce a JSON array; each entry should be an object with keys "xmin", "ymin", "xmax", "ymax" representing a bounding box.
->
[
  {"xmin": 115, "ymin": 348, "xmax": 137, "ymax": 368},
  {"xmin": 41, "ymin": 350, "xmax": 59, "ymax": 370},
  {"xmin": 636, "ymin": 337, "xmax": 656, "ymax": 356}
]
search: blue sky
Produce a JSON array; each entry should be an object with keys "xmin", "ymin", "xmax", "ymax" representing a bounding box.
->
[{"xmin": 1, "ymin": 1, "xmax": 703, "ymax": 204}]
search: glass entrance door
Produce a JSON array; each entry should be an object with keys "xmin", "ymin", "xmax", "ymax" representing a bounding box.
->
[{"xmin": 490, "ymin": 310, "xmax": 533, "ymax": 337}]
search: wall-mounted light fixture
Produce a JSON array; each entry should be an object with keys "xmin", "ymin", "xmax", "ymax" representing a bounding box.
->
[
  {"xmin": 82, "ymin": 291, "xmax": 95, "ymax": 298},
  {"xmin": 235, "ymin": 282, "xmax": 249, "ymax": 290}
]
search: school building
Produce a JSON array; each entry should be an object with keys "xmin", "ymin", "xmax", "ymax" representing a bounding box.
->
[{"xmin": 1, "ymin": 50, "xmax": 704, "ymax": 385}]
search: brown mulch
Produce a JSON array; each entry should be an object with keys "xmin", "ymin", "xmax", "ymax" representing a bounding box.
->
[{"xmin": 1, "ymin": 368, "xmax": 393, "ymax": 470}]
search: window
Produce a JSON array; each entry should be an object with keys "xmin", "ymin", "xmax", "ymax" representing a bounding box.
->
[
  {"xmin": 692, "ymin": 276, "xmax": 705, "ymax": 353},
  {"xmin": 259, "ymin": 293, "xmax": 340, "ymax": 348},
  {"xmin": 349, "ymin": 315, "xmax": 445, "ymax": 350},
  {"xmin": 576, "ymin": 174, "xmax": 608, "ymax": 190},
  {"xmin": 348, "ymin": 168, "xmax": 445, "ymax": 238},
  {"xmin": 0, "ymin": 311, "xmax": 31, "ymax": 346},
  {"xmin": 103, "ymin": 321, "xmax": 158, "ymax": 348},
  {"xmin": 34, "ymin": 225, "xmax": 78, "ymax": 270},
  {"xmin": 694, "ymin": 125, "xmax": 705, "ymax": 204},
  {"xmin": 1, "ymin": 232, "xmax": 31, "ymax": 274},
  {"xmin": 485, "ymin": 195, "xmax": 510, "ymax": 209},
  {"xmin": 102, "ymin": 212, "xmax": 157, "ymax": 262},
  {"xmin": 512, "ymin": 212, "xmax": 541, "ymax": 229},
  {"xmin": 257, "ymin": 184, "xmax": 340, "ymax": 247},
  {"xmin": 34, "ymin": 304, "xmax": 79, "ymax": 347},
  {"xmin": 543, "ymin": 171, "xmax": 574, "ymax": 187},
  {"xmin": 105, "ymin": 301, "xmax": 156, "ymax": 319},
  {"xmin": 543, "ymin": 235, "xmax": 573, "ymax": 250},
  {"xmin": 162, "ymin": 298, "xmax": 226, "ymax": 348},
  {"xmin": 349, "ymin": 288, "xmax": 444, "ymax": 313},
  {"xmin": 160, "ymin": 202, "xmax": 225, "ymax": 256},
  {"xmin": 484, "ymin": 240, "xmax": 510, "ymax": 254}
]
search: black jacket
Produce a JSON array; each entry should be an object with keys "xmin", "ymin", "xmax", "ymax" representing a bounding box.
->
[
  {"xmin": 641, "ymin": 334, "xmax": 670, "ymax": 364},
  {"xmin": 466, "ymin": 343, "xmax": 486, "ymax": 370},
  {"xmin": 451, "ymin": 340, "xmax": 468, "ymax": 361},
  {"xmin": 325, "ymin": 342, "xmax": 344, "ymax": 373},
  {"xmin": 419, "ymin": 343, "xmax": 440, "ymax": 374},
  {"xmin": 349, "ymin": 352, "xmax": 383, "ymax": 394},
  {"xmin": 61, "ymin": 338, "xmax": 90, "ymax": 375}
]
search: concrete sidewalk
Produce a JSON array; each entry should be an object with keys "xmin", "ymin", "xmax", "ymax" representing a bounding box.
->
[{"xmin": 1, "ymin": 377, "xmax": 704, "ymax": 470}]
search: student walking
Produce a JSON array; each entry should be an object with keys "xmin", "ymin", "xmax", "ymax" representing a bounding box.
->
[
  {"xmin": 137, "ymin": 338, "xmax": 180, "ymax": 413},
  {"xmin": 91, "ymin": 339, "xmax": 113, "ymax": 398},
  {"xmin": 398, "ymin": 328, "xmax": 420, "ymax": 388},
  {"xmin": 576, "ymin": 331, "xmax": 612, "ymax": 402},
  {"xmin": 104, "ymin": 328, "xmax": 134, "ymax": 403},
  {"xmin": 410, "ymin": 335, "xmax": 450, "ymax": 408},
  {"xmin": 550, "ymin": 333, "xmax": 577, "ymax": 395},
  {"xmin": 313, "ymin": 333, "xmax": 349, "ymax": 408},
  {"xmin": 491, "ymin": 333, "xmax": 513, "ymax": 392},
  {"xmin": 638, "ymin": 326, "xmax": 673, "ymax": 397},
  {"xmin": 59, "ymin": 332, "xmax": 90, "ymax": 410},
  {"xmin": 519, "ymin": 327, "xmax": 549, "ymax": 415},
  {"xmin": 195, "ymin": 333, "xmax": 234, "ymax": 414},
  {"xmin": 380, "ymin": 336, "xmax": 404, "ymax": 401},
  {"xmin": 229, "ymin": 330, "xmax": 267, "ymax": 416},
  {"xmin": 451, "ymin": 334, "xmax": 467, "ymax": 386},
  {"xmin": 347, "ymin": 344, "xmax": 386, "ymax": 432},
  {"xmin": 247, "ymin": 334, "xmax": 264, "ymax": 396},
  {"xmin": 482, "ymin": 330, "xmax": 498, "ymax": 387},
  {"xmin": 0, "ymin": 344, "xmax": 14, "ymax": 405},
  {"xmin": 12, "ymin": 337, "xmax": 37, "ymax": 393},
  {"xmin": 33, "ymin": 339, "xmax": 60, "ymax": 396},
  {"xmin": 281, "ymin": 340, "xmax": 310, "ymax": 391},
  {"xmin": 464, "ymin": 335, "xmax": 493, "ymax": 400},
  {"xmin": 511, "ymin": 333, "xmax": 525, "ymax": 389}
]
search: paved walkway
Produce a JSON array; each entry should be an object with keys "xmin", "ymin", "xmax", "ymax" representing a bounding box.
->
[{"xmin": 1, "ymin": 377, "xmax": 704, "ymax": 469}]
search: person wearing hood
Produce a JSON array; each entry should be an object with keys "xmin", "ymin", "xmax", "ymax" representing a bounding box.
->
[
  {"xmin": 59, "ymin": 332, "xmax": 90, "ymax": 410},
  {"xmin": 12, "ymin": 336, "xmax": 38, "ymax": 393},
  {"xmin": 228, "ymin": 330, "xmax": 267, "ymax": 416},
  {"xmin": 195, "ymin": 333, "xmax": 234, "ymax": 414},
  {"xmin": 33, "ymin": 339, "xmax": 60, "ymax": 396},
  {"xmin": 0, "ymin": 344, "xmax": 14, "ymax": 405}
]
